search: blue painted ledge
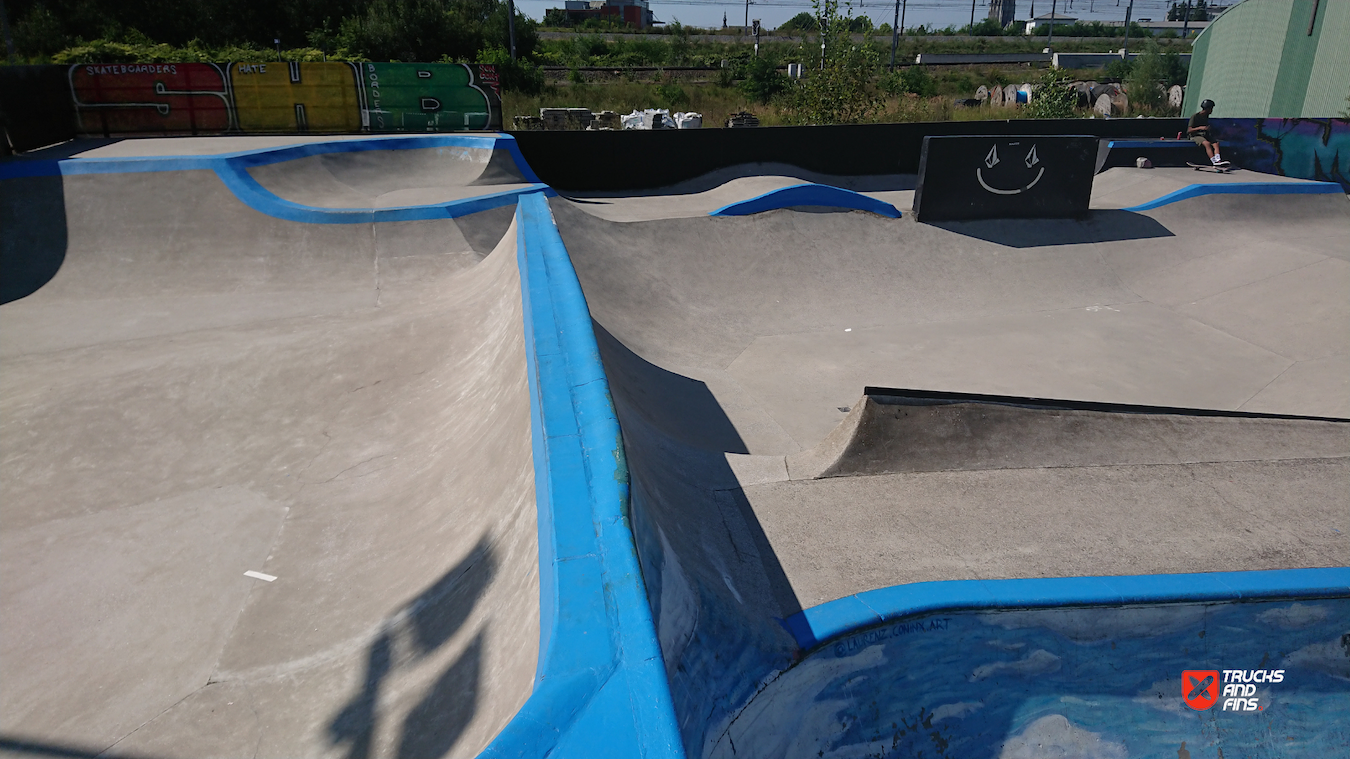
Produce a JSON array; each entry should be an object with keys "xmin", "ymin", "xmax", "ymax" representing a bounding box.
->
[
  {"xmin": 0, "ymin": 133, "xmax": 548, "ymax": 223},
  {"xmin": 782, "ymin": 567, "xmax": 1350, "ymax": 652},
  {"xmin": 479, "ymin": 191, "xmax": 684, "ymax": 759},
  {"xmin": 1125, "ymin": 179, "xmax": 1344, "ymax": 211},
  {"xmin": 709, "ymin": 183, "xmax": 901, "ymax": 218}
]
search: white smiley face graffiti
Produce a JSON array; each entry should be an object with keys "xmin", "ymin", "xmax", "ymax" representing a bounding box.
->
[{"xmin": 976, "ymin": 142, "xmax": 1045, "ymax": 195}]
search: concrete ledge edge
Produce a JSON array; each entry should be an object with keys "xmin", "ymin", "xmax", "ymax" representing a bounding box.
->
[{"xmin": 783, "ymin": 567, "xmax": 1350, "ymax": 652}]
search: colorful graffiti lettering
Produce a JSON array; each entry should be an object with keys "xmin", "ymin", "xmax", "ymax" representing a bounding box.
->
[
  {"xmin": 361, "ymin": 63, "xmax": 493, "ymax": 133},
  {"xmin": 65, "ymin": 62, "xmax": 500, "ymax": 136},
  {"xmin": 71, "ymin": 63, "xmax": 231, "ymax": 135},
  {"xmin": 1216, "ymin": 118, "xmax": 1350, "ymax": 190}
]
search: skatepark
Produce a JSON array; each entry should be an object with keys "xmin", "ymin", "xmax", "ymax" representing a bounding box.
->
[{"xmin": 2, "ymin": 130, "xmax": 1348, "ymax": 759}]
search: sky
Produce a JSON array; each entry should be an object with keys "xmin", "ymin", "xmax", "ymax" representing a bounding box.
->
[{"xmin": 512, "ymin": 0, "xmax": 1199, "ymax": 32}]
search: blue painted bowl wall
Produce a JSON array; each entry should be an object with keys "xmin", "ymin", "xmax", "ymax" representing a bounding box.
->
[{"xmin": 710, "ymin": 598, "xmax": 1350, "ymax": 758}]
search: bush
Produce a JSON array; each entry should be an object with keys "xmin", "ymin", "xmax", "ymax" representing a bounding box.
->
[
  {"xmin": 781, "ymin": 0, "xmax": 883, "ymax": 124},
  {"xmin": 881, "ymin": 66, "xmax": 937, "ymax": 98},
  {"xmin": 655, "ymin": 81, "xmax": 689, "ymax": 108},
  {"xmin": 1126, "ymin": 38, "xmax": 1168, "ymax": 112},
  {"xmin": 475, "ymin": 46, "xmax": 545, "ymax": 95},
  {"xmin": 1026, "ymin": 67, "xmax": 1076, "ymax": 119},
  {"xmin": 739, "ymin": 56, "xmax": 789, "ymax": 103}
]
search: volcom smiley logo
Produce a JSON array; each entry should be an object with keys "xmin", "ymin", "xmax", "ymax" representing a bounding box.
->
[{"xmin": 976, "ymin": 142, "xmax": 1045, "ymax": 195}]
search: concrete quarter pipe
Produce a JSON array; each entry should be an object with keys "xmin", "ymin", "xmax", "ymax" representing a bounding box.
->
[{"xmin": 2, "ymin": 133, "xmax": 1348, "ymax": 759}]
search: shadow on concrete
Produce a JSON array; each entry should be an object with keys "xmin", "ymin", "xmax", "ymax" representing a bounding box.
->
[
  {"xmin": 0, "ymin": 736, "xmax": 168, "ymax": 759},
  {"xmin": 930, "ymin": 209, "xmax": 1174, "ymax": 248},
  {"xmin": 594, "ymin": 317, "xmax": 804, "ymax": 751},
  {"xmin": 594, "ymin": 321, "xmax": 749, "ymax": 455},
  {"xmin": 1, "ymin": 174, "xmax": 68, "ymax": 304},
  {"xmin": 327, "ymin": 534, "xmax": 497, "ymax": 759}
]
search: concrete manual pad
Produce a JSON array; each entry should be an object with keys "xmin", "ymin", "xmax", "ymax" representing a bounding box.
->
[
  {"xmin": 727, "ymin": 301, "xmax": 1295, "ymax": 448},
  {"xmin": 1, "ymin": 150, "xmax": 538, "ymax": 758}
]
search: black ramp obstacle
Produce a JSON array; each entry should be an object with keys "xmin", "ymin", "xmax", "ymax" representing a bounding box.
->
[{"xmin": 912, "ymin": 135, "xmax": 1097, "ymax": 222}]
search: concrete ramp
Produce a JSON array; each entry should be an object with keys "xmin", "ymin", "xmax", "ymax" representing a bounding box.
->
[
  {"xmin": 550, "ymin": 177, "xmax": 1350, "ymax": 757},
  {"xmin": 1, "ymin": 147, "xmax": 538, "ymax": 758}
]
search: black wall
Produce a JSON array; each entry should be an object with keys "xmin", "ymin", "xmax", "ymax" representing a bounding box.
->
[
  {"xmin": 0, "ymin": 66, "xmax": 77, "ymax": 154},
  {"xmin": 511, "ymin": 119, "xmax": 1188, "ymax": 191}
]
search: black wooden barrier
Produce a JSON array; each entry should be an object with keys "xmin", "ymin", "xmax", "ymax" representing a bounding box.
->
[
  {"xmin": 913, "ymin": 135, "xmax": 1098, "ymax": 222},
  {"xmin": 510, "ymin": 118, "xmax": 1187, "ymax": 191}
]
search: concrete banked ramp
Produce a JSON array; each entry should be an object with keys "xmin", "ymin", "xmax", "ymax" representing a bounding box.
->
[
  {"xmin": 3, "ymin": 135, "xmax": 1349, "ymax": 759},
  {"xmin": 1, "ymin": 139, "xmax": 540, "ymax": 757},
  {"xmin": 550, "ymin": 170, "xmax": 1350, "ymax": 757}
]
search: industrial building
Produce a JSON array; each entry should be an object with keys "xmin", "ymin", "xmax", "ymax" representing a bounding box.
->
[{"xmin": 1184, "ymin": 0, "xmax": 1350, "ymax": 117}]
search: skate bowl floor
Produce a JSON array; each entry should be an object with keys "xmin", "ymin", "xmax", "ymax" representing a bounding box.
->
[{"xmin": 2, "ymin": 134, "xmax": 1347, "ymax": 759}]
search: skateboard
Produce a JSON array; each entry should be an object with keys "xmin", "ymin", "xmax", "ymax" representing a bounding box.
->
[{"xmin": 1187, "ymin": 162, "xmax": 1234, "ymax": 174}]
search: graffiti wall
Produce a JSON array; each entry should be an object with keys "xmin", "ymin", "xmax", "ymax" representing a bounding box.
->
[
  {"xmin": 714, "ymin": 598, "xmax": 1350, "ymax": 758},
  {"xmin": 65, "ymin": 61, "xmax": 501, "ymax": 136},
  {"xmin": 1216, "ymin": 118, "xmax": 1350, "ymax": 190}
]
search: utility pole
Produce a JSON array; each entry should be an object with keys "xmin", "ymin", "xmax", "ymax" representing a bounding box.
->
[
  {"xmin": 1049, "ymin": 0, "xmax": 1057, "ymax": 46},
  {"xmin": 745, "ymin": 0, "xmax": 751, "ymax": 30},
  {"xmin": 507, "ymin": 0, "xmax": 517, "ymax": 59},
  {"xmin": 889, "ymin": 0, "xmax": 901, "ymax": 70},
  {"xmin": 1122, "ymin": 0, "xmax": 1133, "ymax": 58},
  {"xmin": 1180, "ymin": 0, "xmax": 1191, "ymax": 38},
  {"xmin": 970, "ymin": 0, "xmax": 977, "ymax": 32}
]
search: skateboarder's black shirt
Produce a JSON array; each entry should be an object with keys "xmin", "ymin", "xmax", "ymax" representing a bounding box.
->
[{"xmin": 1188, "ymin": 111, "xmax": 1210, "ymax": 138}]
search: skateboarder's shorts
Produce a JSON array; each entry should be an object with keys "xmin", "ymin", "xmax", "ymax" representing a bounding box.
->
[{"xmin": 1191, "ymin": 133, "xmax": 1214, "ymax": 146}]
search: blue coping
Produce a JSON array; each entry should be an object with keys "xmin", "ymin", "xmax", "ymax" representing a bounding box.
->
[
  {"xmin": 1123, "ymin": 179, "xmax": 1344, "ymax": 211},
  {"xmin": 709, "ymin": 182, "xmax": 902, "ymax": 218},
  {"xmin": 479, "ymin": 191, "xmax": 685, "ymax": 759},
  {"xmin": 0, "ymin": 133, "xmax": 548, "ymax": 223},
  {"xmin": 1107, "ymin": 139, "xmax": 1196, "ymax": 150},
  {"xmin": 782, "ymin": 567, "xmax": 1350, "ymax": 652}
]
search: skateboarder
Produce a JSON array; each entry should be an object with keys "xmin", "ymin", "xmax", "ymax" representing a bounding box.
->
[{"xmin": 1187, "ymin": 100, "xmax": 1227, "ymax": 166}]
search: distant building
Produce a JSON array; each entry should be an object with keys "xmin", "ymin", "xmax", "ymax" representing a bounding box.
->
[
  {"xmin": 1024, "ymin": 13, "xmax": 1076, "ymax": 34},
  {"xmin": 546, "ymin": 0, "xmax": 660, "ymax": 29},
  {"xmin": 989, "ymin": 0, "xmax": 1017, "ymax": 28}
]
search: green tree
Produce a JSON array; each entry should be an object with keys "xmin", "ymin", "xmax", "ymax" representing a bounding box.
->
[
  {"xmin": 781, "ymin": 0, "xmax": 882, "ymax": 124},
  {"xmin": 779, "ymin": 12, "xmax": 818, "ymax": 33}
]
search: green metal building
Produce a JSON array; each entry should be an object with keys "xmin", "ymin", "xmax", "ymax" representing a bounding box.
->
[{"xmin": 1184, "ymin": 0, "xmax": 1349, "ymax": 117}]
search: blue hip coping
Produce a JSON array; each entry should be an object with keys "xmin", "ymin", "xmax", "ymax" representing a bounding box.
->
[
  {"xmin": 1107, "ymin": 139, "xmax": 1198, "ymax": 149},
  {"xmin": 0, "ymin": 133, "xmax": 548, "ymax": 223},
  {"xmin": 479, "ymin": 191, "xmax": 685, "ymax": 758},
  {"xmin": 783, "ymin": 567, "xmax": 1350, "ymax": 652},
  {"xmin": 709, "ymin": 182, "xmax": 902, "ymax": 218},
  {"xmin": 1124, "ymin": 180, "xmax": 1344, "ymax": 211}
]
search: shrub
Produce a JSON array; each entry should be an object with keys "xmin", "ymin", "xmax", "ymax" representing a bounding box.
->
[
  {"xmin": 739, "ymin": 56, "xmax": 789, "ymax": 103},
  {"xmin": 781, "ymin": 0, "xmax": 883, "ymax": 124},
  {"xmin": 1026, "ymin": 66, "xmax": 1076, "ymax": 119},
  {"xmin": 1126, "ymin": 39, "xmax": 1168, "ymax": 112},
  {"xmin": 655, "ymin": 81, "xmax": 690, "ymax": 108}
]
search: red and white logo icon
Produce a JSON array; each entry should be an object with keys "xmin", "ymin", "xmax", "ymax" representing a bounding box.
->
[{"xmin": 1183, "ymin": 670, "xmax": 1220, "ymax": 711}]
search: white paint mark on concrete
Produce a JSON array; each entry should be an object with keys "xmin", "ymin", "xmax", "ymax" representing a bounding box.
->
[{"xmin": 244, "ymin": 570, "xmax": 277, "ymax": 582}]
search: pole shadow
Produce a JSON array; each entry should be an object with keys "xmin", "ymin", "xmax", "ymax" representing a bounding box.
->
[{"xmin": 327, "ymin": 534, "xmax": 497, "ymax": 759}]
